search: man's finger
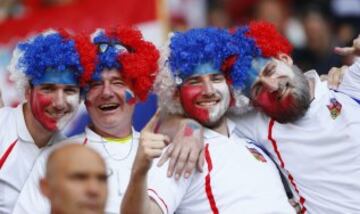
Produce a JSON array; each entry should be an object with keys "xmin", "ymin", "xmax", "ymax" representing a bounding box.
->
[
  {"xmin": 166, "ymin": 144, "xmax": 181, "ymax": 177},
  {"xmin": 196, "ymin": 150, "xmax": 205, "ymax": 172},
  {"xmin": 141, "ymin": 132, "xmax": 170, "ymax": 142},
  {"xmin": 174, "ymin": 146, "xmax": 190, "ymax": 180},
  {"xmin": 157, "ymin": 143, "xmax": 174, "ymax": 167},
  {"xmin": 183, "ymin": 149, "xmax": 198, "ymax": 178},
  {"xmin": 334, "ymin": 47, "xmax": 355, "ymax": 56},
  {"xmin": 143, "ymin": 109, "xmax": 161, "ymax": 132}
]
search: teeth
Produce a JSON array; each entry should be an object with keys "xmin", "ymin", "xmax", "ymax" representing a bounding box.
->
[
  {"xmin": 198, "ymin": 101, "xmax": 217, "ymax": 107},
  {"xmin": 99, "ymin": 103, "xmax": 119, "ymax": 111}
]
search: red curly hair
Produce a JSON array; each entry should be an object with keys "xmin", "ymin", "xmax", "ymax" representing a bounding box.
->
[{"xmin": 246, "ymin": 21, "xmax": 293, "ymax": 58}]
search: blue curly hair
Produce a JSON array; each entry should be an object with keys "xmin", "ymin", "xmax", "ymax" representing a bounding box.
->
[
  {"xmin": 168, "ymin": 28, "xmax": 237, "ymax": 82},
  {"xmin": 17, "ymin": 31, "xmax": 83, "ymax": 86}
]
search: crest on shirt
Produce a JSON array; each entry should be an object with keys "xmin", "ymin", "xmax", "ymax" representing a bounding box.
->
[
  {"xmin": 327, "ymin": 98, "xmax": 342, "ymax": 119},
  {"xmin": 247, "ymin": 147, "xmax": 267, "ymax": 163}
]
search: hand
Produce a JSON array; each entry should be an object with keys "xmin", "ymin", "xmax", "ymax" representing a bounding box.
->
[
  {"xmin": 334, "ymin": 34, "xmax": 360, "ymax": 56},
  {"xmin": 326, "ymin": 65, "xmax": 349, "ymax": 90},
  {"xmin": 132, "ymin": 110, "xmax": 169, "ymax": 176},
  {"xmin": 157, "ymin": 120, "xmax": 204, "ymax": 180}
]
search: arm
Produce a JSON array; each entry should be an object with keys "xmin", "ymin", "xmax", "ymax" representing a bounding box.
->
[
  {"xmin": 156, "ymin": 113, "xmax": 204, "ymax": 179},
  {"xmin": 334, "ymin": 35, "xmax": 360, "ymax": 99},
  {"xmin": 121, "ymin": 111, "xmax": 166, "ymax": 214}
]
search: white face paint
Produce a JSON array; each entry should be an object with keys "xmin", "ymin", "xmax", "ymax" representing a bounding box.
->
[
  {"xmin": 208, "ymin": 82, "xmax": 231, "ymax": 123},
  {"xmin": 56, "ymin": 93, "xmax": 80, "ymax": 130}
]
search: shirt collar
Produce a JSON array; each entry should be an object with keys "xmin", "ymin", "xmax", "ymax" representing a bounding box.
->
[
  {"xmin": 16, "ymin": 103, "xmax": 65, "ymax": 145},
  {"xmin": 84, "ymin": 126, "xmax": 139, "ymax": 143},
  {"xmin": 203, "ymin": 118, "xmax": 235, "ymax": 139},
  {"xmin": 16, "ymin": 103, "xmax": 35, "ymax": 143}
]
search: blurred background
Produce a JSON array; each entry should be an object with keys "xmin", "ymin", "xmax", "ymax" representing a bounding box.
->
[{"xmin": 0, "ymin": 0, "xmax": 359, "ymax": 135}]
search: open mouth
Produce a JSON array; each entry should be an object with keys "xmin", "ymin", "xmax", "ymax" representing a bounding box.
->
[
  {"xmin": 98, "ymin": 103, "xmax": 120, "ymax": 111},
  {"xmin": 196, "ymin": 99, "xmax": 220, "ymax": 108}
]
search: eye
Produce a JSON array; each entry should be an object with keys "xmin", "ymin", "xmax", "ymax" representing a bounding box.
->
[
  {"xmin": 112, "ymin": 79, "xmax": 125, "ymax": 86},
  {"xmin": 64, "ymin": 87, "xmax": 79, "ymax": 95},
  {"xmin": 89, "ymin": 81, "xmax": 103, "ymax": 89},
  {"xmin": 211, "ymin": 74, "xmax": 225, "ymax": 82},
  {"xmin": 186, "ymin": 78, "xmax": 201, "ymax": 85}
]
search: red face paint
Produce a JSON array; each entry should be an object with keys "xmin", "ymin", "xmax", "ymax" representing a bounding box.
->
[
  {"xmin": 179, "ymin": 85, "xmax": 210, "ymax": 124},
  {"xmin": 253, "ymin": 89, "xmax": 296, "ymax": 122},
  {"xmin": 30, "ymin": 90, "xmax": 57, "ymax": 131}
]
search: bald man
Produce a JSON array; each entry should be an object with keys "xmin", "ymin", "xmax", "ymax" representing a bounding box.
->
[{"xmin": 40, "ymin": 143, "xmax": 108, "ymax": 214}]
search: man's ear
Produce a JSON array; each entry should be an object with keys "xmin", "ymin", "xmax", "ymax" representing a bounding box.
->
[
  {"xmin": 173, "ymin": 89, "xmax": 180, "ymax": 102},
  {"xmin": 277, "ymin": 53, "xmax": 293, "ymax": 66},
  {"xmin": 39, "ymin": 178, "xmax": 50, "ymax": 198},
  {"xmin": 24, "ymin": 86, "xmax": 32, "ymax": 101}
]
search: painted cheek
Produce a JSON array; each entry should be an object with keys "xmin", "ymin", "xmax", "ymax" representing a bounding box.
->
[
  {"xmin": 30, "ymin": 91, "xmax": 57, "ymax": 131},
  {"xmin": 125, "ymin": 89, "xmax": 136, "ymax": 105},
  {"xmin": 180, "ymin": 85, "xmax": 209, "ymax": 123},
  {"xmin": 255, "ymin": 90, "xmax": 295, "ymax": 117},
  {"xmin": 56, "ymin": 94, "xmax": 79, "ymax": 130}
]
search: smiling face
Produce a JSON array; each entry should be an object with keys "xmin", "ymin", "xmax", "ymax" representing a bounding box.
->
[
  {"xmin": 179, "ymin": 73, "xmax": 231, "ymax": 127},
  {"xmin": 250, "ymin": 56, "xmax": 311, "ymax": 123},
  {"xmin": 26, "ymin": 84, "xmax": 80, "ymax": 132},
  {"xmin": 85, "ymin": 68, "xmax": 135, "ymax": 134}
]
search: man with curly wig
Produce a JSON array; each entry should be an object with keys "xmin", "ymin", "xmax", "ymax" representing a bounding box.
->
[
  {"xmin": 0, "ymin": 29, "xmax": 86, "ymax": 213},
  {"xmin": 166, "ymin": 22, "xmax": 360, "ymax": 213},
  {"xmin": 12, "ymin": 26, "xmax": 160, "ymax": 214},
  {"xmin": 121, "ymin": 28, "xmax": 295, "ymax": 214}
]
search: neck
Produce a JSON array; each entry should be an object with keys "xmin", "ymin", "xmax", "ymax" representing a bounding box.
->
[
  {"xmin": 24, "ymin": 104, "xmax": 54, "ymax": 148},
  {"xmin": 209, "ymin": 117, "xmax": 229, "ymax": 137},
  {"xmin": 91, "ymin": 123, "xmax": 132, "ymax": 138}
]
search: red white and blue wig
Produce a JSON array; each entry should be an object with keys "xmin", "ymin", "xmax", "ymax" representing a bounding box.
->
[
  {"xmin": 79, "ymin": 27, "xmax": 160, "ymax": 102},
  {"xmin": 231, "ymin": 21, "xmax": 293, "ymax": 97}
]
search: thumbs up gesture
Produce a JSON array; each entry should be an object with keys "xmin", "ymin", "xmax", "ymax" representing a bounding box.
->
[{"xmin": 132, "ymin": 109, "xmax": 170, "ymax": 175}]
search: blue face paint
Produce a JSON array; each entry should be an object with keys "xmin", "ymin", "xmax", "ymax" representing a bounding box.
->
[
  {"xmin": 125, "ymin": 89, "xmax": 136, "ymax": 105},
  {"xmin": 31, "ymin": 68, "xmax": 78, "ymax": 86},
  {"xmin": 177, "ymin": 63, "xmax": 221, "ymax": 85},
  {"xmin": 242, "ymin": 57, "xmax": 271, "ymax": 97}
]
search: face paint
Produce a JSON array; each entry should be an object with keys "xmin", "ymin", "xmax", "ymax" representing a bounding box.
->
[
  {"xmin": 179, "ymin": 74, "xmax": 231, "ymax": 126},
  {"xmin": 252, "ymin": 66, "xmax": 311, "ymax": 123},
  {"xmin": 30, "ymin": 90, "xmax": 57, "ymax": 131},
  {"xmin": 29, "ymin": 86, "xmax": 80, "ymax": 131},
  {"xmin": 125, "ymin": 89, "xmax": 136, "ymax": 105},
  {"xmin": 56, "ymin": 94, "xmax": 79, "ymax": 130}
]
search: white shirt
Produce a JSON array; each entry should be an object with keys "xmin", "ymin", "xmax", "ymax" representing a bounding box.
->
[
  {"xmin": 0, "ymin": 104, "xmax": 64, "ymax": 214},
  {"xmin": 12, "ymin": 126, "xmax": 139, "ymax": 214},
  {"xmin": 148, "ymin": 119, "xmax": 295, "ymax": 214},
  {"xmin": 232, "ymin": 62, "xmax": 360, "ymax": 213}
]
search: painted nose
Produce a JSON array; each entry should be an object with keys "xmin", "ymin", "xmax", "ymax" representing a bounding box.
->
[
  {"xmin": 53, "ymin": 90, "xmax": 66, "ymax": 110},
  {"xmin": 260, "ymin": 76, "xmax": 279, "ymax": 92},
  {"xmin": 203, "ymin": 80, "xmax": 216, "ymax": 96}
]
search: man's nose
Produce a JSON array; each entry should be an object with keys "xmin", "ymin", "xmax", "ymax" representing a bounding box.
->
[
  {"xmin": 203, "ymin": 81, "xmax": 216, "ymax": 96},
  {"xmin": 53, "ymin": 90, "xmax": 66, "ymax": 110},
  {"xmin": 101, "ymin": 82, "xmax": 115, "ymax": 98},
  {"xmin": 260, "ymin": 76, "xmax": 279, "ymax": 92}
]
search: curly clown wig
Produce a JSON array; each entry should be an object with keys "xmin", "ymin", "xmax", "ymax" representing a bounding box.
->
[
  {"xmin": 154, "ymin": 27, "xmax": 254, "ymax": 115},
  {"xmin": 8, "ymin": 29, "xmax": 87, "ymax": 100},
  {"xmin": 230, "ymin": 21, "xmax": 293, "ymax": 96},
  {"xmin": 79, "ymin": 27, "xmax": 160, "ymax": 102}
]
